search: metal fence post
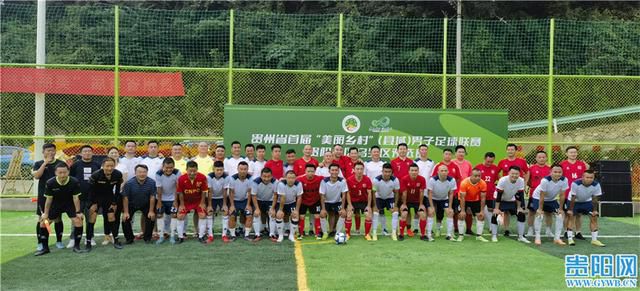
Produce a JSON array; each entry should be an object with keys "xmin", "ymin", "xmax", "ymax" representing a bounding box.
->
[
  {"xmin": 227, "ymin": 9, "xmax": 234, "ymax": 105},
  {"xmin": 547, "ymin": 18, "xmax": 555, "ymax": 163},
  {"xmin": 337, "ymin": 13, "xmax": 344, "ymax": 107},
  {"xmin": 442, "ymin": 18, "xmax": 448, "ymax": 109},
  {"xmin": 113, "ymin": 5, "xmax": 120, "ymax": 145}
]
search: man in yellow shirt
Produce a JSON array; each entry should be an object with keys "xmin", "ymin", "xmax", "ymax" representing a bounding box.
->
[
  {"xmin": 170, "ymin": 143, "xmax": 188, "ymax": 174},
  {"xmin": 191, "ymin": 142, "xmax": 214, "ymax": 175}
]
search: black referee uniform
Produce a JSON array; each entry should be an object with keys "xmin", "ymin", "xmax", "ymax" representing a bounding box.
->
[{"xmin": 88, "ymin": 168, "xmax": 124, "ymax": 249}]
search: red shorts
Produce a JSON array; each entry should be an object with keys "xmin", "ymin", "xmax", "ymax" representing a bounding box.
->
[{"xmin": 180, "ymin": 203, "xmax": 205, "ymax": 216}]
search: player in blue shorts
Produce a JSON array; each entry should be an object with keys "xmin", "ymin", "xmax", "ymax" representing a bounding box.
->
[
  {"xmin": 566, "ymin": 170, "xmax": 604, "ymax": 247},
  {"xmin": 530, "ymin": 164, "xmax": 569, "ymax": 246}
]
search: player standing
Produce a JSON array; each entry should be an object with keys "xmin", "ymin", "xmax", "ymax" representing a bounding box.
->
[
  {"xmin": 293, "ymin": 145, "xmax": 319, "ymax": 177},
  {"xmin": 224, "ymin": 141, "xmax": 248, "ymax": 177},
  {"xmin": 141, "ymin": 141, "xmax": 164, "ymax": 181},
  {"xmin": 207, "ymin": 161, "xmax": 229, "ymax": 243},
  {"xmin": 69, "ymin": 145, "xmax": 100, "ymax": 248},
  {"xmin": 33, "ymin": 143, "xmax": 66, "ymax": 251},
  {"xmin": 372, "ymin": 163, "xmax": 400, "ymax": 240},
  {"xmin": 192, "ymin": 142, "xmax": 214, "ymax": 175},
  {"xmin": 498, "ymin": 143, "xmax": 529, "ymax": 181},
  {"xmin": 415, "ymin": 144, "xmax": 435, "ymax": 184},
  {"xmin": 453, "ymin": 145, "xmax": 474, "ymax": 235},
  {"xmin": 365, "ymin": 145, "xmax": 384, "ymax": 179},
  {"xmin": 284, "ymin": 149, "xmax": 297, "ymax": 173},
  {"xmin": 265, "ymin": 144, "xmax": 284, "ymax": 180},
  {"xmin": 316, "ymin": 151, "xmax": 343, "ymax": 178},
  {"xmin": 431, "ymin": 148, "xmax": 463, "ymax": 233},
  {"xmin": 526, "ymin": 151, "xmax": 551, "ymax": 237},
  {"xmin": 332, "ymin": 144, "xmax": 352, "ymax": 178},
  {"xmin": 170, "ymin": 143, "xmax": 188, "ymax": 174},
  {"xmin": 560, "ymin": 146, "xmax": 589, "ymax": 240},
  {"xmin": 249, "ymin": 144, "xmax": 267, "ymax": 177}
]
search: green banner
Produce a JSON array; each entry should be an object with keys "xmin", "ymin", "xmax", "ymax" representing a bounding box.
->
[{"xmin": 224, "ymin": 105, "xmax": 508, "ymax": 164}]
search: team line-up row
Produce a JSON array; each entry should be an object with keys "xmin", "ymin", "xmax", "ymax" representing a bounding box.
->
[{"xmin": 32, "ymin": 141, "xmax": 602, "ymax": 256}]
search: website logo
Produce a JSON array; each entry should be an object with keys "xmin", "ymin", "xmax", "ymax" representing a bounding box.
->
[{"xmin": 369, "ymin": 116, "xmax": 392, "ymax": 133}]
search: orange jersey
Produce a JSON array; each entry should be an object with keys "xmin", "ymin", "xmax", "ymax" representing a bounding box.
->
[{"xmin": 458, "ymin": 178, "xmax": 487, "ymax": 202}]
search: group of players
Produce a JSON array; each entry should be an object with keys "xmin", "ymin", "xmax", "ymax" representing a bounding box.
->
[{"xmin": 33, "ymin": 140, "xmax": 605, "ymax": 256}]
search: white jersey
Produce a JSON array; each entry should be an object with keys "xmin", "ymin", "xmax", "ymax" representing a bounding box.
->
[
  {"xmin": 155, "ymin": 169, "xmax": 180, "ymax": 201},
  {"xmin": 226, "ymin": 174, "xmax": 253, "ymax": 201},
  {"xmin": 569, "ymin": 179, "xmax": 602, "ymax": 202},
  {"xmin": 373, "ymin": 175, "xmax": 400, "ymax": 199},
  {"xmin": 207, "ymin": 173, "xmax": 229, "ymax": 200},
  {"xmin": 532, "ymin": 176, "xmax": 569, "ymax": 200},
  {"xmin": 277, "ymin": 180, "xmax": 303, "ymax": 205},
  {"xmin": 249, "ymin": 159, "xmax": 266, "ymax": 176},
  {"xmin": 141, "ymin": 156, "xmax": 164, "ymax": 181},
  {"xmin": 115, "ymin": 163, "xmax": 129, "ymax": 181},
  {"xmin": 496, "ymin": 176, "xmax": 525, "ymax": 202},
  {"xmin": 415, "ymin": 158, "xmax": 435, "ymax": 185},
  {"xmin": 427, "ymin": 176, "xmax": 456, "ymax": 200},
  {"xmin": 224, "ymin": 156, "xmax": 248, "ymax": 177},
  {"xmin": 365, "ymin": 160, "xmax": 384, "ymax": 179},
  {"xmin": 119, "ymin": 156, "xmax": 142, "ymax": 178},
  {"xmin": 284, "ymin": 163, "xmax": 293, "ymax": 173},
  {"xmin": 315, "ymin": 165, "xmax": 344, "ymax": 178},
  {"xmin": 319, "ymin": 177, "xmax": 348, "ymax": 204},
  {"xmin": 251, "ymin": 177, "xmax": 277, "ymax": 202}
]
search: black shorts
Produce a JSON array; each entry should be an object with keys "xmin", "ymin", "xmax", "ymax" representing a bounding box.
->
[
  {"xmin": 452, "ymin": 197, "xmax": 461, "ymax": 212},
  {"xmin": 156, "ymin": 201, "xmax": 175, "ymax": 216},
  {"xmin": 464, "ymin": 201, "xmax": 482, "ymax": 215},
  {"xmin": 352, "ymin": 202, "xmax": 368, "ymax": 213},
  {"xmin": 325, "ymin": 202, "xmax": 342, "ymax": 213},
  {"xmin": 277, "ymin": 203, "xmax": 296, "ymax": 215},
  {"xmin": 376, "ymin": 198, "xmax": 395, "ymax": 213},
  {"xmin": 499, "ymin": 201, "xmax": 519, "ymax": 215},
  {"xmin": 36, "ymin": 195, "xmax": 46, "ymax": 215},
  {"xmin": 299, "ymin": 202, "xmax": 321, "ymax": 215},
  {"xmin": 92, "ymin": 198, "xmax": 117, "ymax": 214},
  {"xmin": 426, "ymin": 199, "xmax": 449, "ymax": 220},
  {"xmin": 486, "ymin": 199, "xmax": 496, "ymax": 210},
  {"xmin": 49, "ymin": 204, "xmax": 77, "ymax": 220},
  {"xmin": 211, "ymin": 198, "xmax": 224, "ymax": 211},
  {"xmin": 404, "ymin": 202, "xmax": 421, "ymax": 213},
  {"xmin": 258, "ymin": 200, "xmax": 273, "ymax": 214}
]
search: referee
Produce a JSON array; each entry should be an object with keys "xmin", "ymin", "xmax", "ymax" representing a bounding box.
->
[
  {"xmin": 35, "ymin": 163, "xmax": 85, "ymax": 256},
  {"xmin": 87, "ymin": 157, "xmax": 124, "ymax": 250},
  {"xmin": 122, "ymin": 165, "xmax": 157, "ymax": 244}
]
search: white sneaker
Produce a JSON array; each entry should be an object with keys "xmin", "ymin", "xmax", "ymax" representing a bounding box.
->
[
  {"xmin": 526, "ymin": 228, "xmax": 534, "ymax": 237},
  {"xmin": 491, "ymin": 236, "xmax": 498, "ymax": 242},
  {"xmin": 518, "ymin": 236, "xmax": 531, "ymax": 244},
  {"xmin": 277, "ymin": 235, "xmax": 284, "ymax": 243},
  {"xmin": 66, "ymin": 240, "xmax": 75, "ymax": 249},
  {"xmin": 91, "ymin": 238, "xmax": 96, "ymax": 246},
  {"xmin": 382, "ymin": 229, "xmax": 389, "ymax": 236},
  {"xmin": 288, "ymin": 234, "xmax": 296, "ymax": 242}
]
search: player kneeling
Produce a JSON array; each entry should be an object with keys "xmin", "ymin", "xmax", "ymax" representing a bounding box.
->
[
  {"xmin": 275, "ymin": 171, "xmax": 303, "ymax": 242},
  {"xmin": 492, "ymin": 166, "xmax": 529, "ymax": 243},
  {"xmin": 566, "ymin": 170, "xmax": 604, "ymax": 247},
  {"xmin": 530, "ymin": 164, "xmax": 569, "ymax": 246}
]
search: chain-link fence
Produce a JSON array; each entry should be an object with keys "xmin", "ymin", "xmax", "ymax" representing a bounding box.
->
[{"xmin": 1, "ymin": 3, "xmax": 639, "ymax": 197}]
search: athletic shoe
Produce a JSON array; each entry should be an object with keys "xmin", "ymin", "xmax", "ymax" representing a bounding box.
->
[
  {"xmin": 476, "ymin": 236, "xmax": 489, "ymax": 242},
  {"xmin": 372, "ymin": 233, "xmax": 378, "ymax": 241},
  {"xmin": 435, "ymin": 229, "xmax": 441, "ymax": 238},
  {"xmin": 90, "ymin": 238, "xmax": 96, "ymax": 246},
  {"xmin": 72, "ymin": 245, "xmax": 85, "ymax": 253},
  {"xmin": 67, "ymin": 240, "xmax": 75, "ymax": 249},
  {"xmin": 553, "ymin": 239, "xmax": 566, "ymax": 246},
  {"xmin": 170, "ymin": 236, "xmax": 176, "ymax": 244},
  {"xmin": 176, "ymin": 238, "xmax": 184, "ymax": 244},
  {"xmin": 445, "ymin": 236, "xmax": 453, "ymax": 241},
  {"xmin": 288, "ymin": 234, "xmax": 296, "ymax": 242},
  {"xmin": 456, "ymin": 235, "xmax": 464, "ymax": 242},
  {"xmin": 125, "ymin": 239, "xmax": 134, "ymax": 245},
  {"xmin": 322, "ymin": 232, "xmax": 328, "ymax": 240},
  {"xmin": 382, "ymin": 228, "xmax": 389, "ymax": 236},
  {"xmin": 36, "ymin": 243, "xmax": 43, "ymax": 252},
  {"xmin": 518, "ymin": 236, "xmax": 531, "ymax": 244},
  {"xmin": 407, "ymin": 229, "xmax": 415, "ymax": 237},
  {"xmin": 420, "ymin": 235, "xmax": 428, "ymax": 241},
  {"xmin": 297, "ymin": 234, "xmax": 304, "ymax": 240},
  {"xmin": 34, "ymin": 248, "xmax": 50, "ymax": 256},
  {"xmin": 591, "ymin": 240, "xmax": 605, "ymax": 247},
  {"xmin": 270, "ymin": 235, "xmax": 278, "ymax": 242},
  {"xmin": 346, "ymin": 234, "xmax": 350, "ymax": 241},
  {"xmin": 428, "ymin": 237, "xmax": 435, "ymax": 242},
  {"xmin": 576, "ymin": 232, "xmax": 586, "ymax": 240},
  {"xmin": 244, "ymin": 236, "xmax": 253, "ymax": 242},
  {"xmin": 223, "ymin": 236, "xmax": 231, "ymax": 243},
  {"xmin": 365, "ymin": 234, "xmax": 373, "ymax": 241},
  {"xmin": 391, "ymin": 231, "xmax": 398, "ymax": 241},
  {"xmin": 491, "ymin": 236, "xmax": 498, "ymax": 243},
  {"xmin": 308, "ymin": 230, "xmax": 315, "ymax": 236},
  {"xmin": 277, "ymin": 235, "xmax": 284, "ymax": 243},
  {"xmin": 113, "ymin": 240, "xmax": 123, "ymax": 249},
  {"xmin": 55, "ymin": 242, "xmax": 64, "ymax": 249},
  {"xmin": 568, "ymin": 238, "xmax": 575, "ymax": 246},
  {"xmin": 85, "ymin": 243, "xmax": 92, "ymax": 253},
  {"xmin": 398, "ymin": 235, "xmax": 405, "ymax": 241},
  {"xmin": 207, "ymin": 236, "xmax": 214, "ymax": 244},
  {"xmin": 230, "ymin": 236, "xmax": 237, "ymax": 242},
  {"xmin": 466, "ymin": 229, "xmax": 475, "ymax": 235}
]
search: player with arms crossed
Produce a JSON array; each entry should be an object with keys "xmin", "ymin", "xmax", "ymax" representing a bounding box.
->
[
  {"xmin": 530, "ymin": 164, "xmax": 569, "ymax": 246},
  {"xmin": 566, "ymin": 170, "xmax": 604, "ymax": 247}
]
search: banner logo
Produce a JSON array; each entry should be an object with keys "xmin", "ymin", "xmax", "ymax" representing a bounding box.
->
[
  {"xmin": 342, "ymin": 115, "xmax": 361, "ymax": 133},
  {"xmin": 370, "ymin": 116, "xmax": 392, "ymax": 133}
]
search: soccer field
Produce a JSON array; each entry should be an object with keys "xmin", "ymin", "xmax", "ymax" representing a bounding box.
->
[{"xmin": 1, "ymin": 211, "xmax": 638, "ymax": 290}]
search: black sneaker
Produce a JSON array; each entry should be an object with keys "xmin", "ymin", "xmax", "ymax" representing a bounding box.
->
[
  {"xmin": 398, "ymin": 235, "xmax": 405, "ymax": 241},
  {"xmin": 420, "ymin": 235, "xmax": 428, "ymax": 241},
  {"xmin": 199, "ymin": 237, "xmax": 207, "ymax": 244},
  {"xmin": 466, "ymin": 230, "xmax": 475, "ymax": 235},
  {"xmin": 308, "ymin": 230, "xmax": 315, "ymax": 236},
  {"xmin": 73, "ymin": 246, "xmax": 85, "ymax": 253},
  {"xmin": 34, "ymin": 248, "xmax": 50, "ymax": 256},
  {"xmin": 504, "ymin": 230, "xmax": 511, "ymax": 237},
  {"xmin": 230, "ymin": 236, "xmax": 237, "ymax": 242},
  {"xmin": 177, "ymin": 238, "xmax": 185, "ymax": 244},
  {"xmin": 113, "ymin": 240, "xmax": 123, "ymax": 249},
  {"xmin": 125, "ymin": 239, "xmax": 134, "ymax": 245},
  {"xmin": 445, "ymin": 236, "xmax": 452, "ymax": 241},
  {"xmin": 575, "ymin": 232, "xmax": 585, "ymax": 240},
  {"xmin": 329, "ymin": 231, "xmax": 336, "ymax": 237}
]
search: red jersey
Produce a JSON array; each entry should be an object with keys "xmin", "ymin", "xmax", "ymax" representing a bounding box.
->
[
  {"xmin": 498, "ymin": 158, "xmax": 529, "ymax": 177},
  {"xmin": 399, "ymin": 175, "xmax": 426, "ymax": 204},
  {"xmin": 475, "ymin": 163, "xmax": 500, "ymax": 200},
  {"xmin": 293, "ymin": 157, "xmax": 319, "ymax": 177},
  {"xmin": 560, "ymin": 160, "xmax": 588, "ymax": 197},
  {"xmin": 529, "ymin": 164, "xmax": 551, "ymax": 190},
  {"xmin": 335, "ymin": 155, "xmax": 355, "ymax": 178},
  {"xmin": 265, "ymin": 159, "xmax": 284, "ymax": 180},
  {"xmin": 297, "ymin": 175, "xmax": 323, "ymax": 206},
  {"xmin": 177, "ymin": 173, "xmax": 208, "ymax": 206},
  {"xmin": 346, "ymin": 175, "xmax": 372, "ymax": 203},
  {"xmin": 391, "ymin": 157, "xmax": 413, "ymax": 179},
  {"xmin": 431, "ymin": 161, "xmax": 462, "ymax": 189}
]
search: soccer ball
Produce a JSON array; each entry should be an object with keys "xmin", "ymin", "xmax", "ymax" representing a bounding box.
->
[{"xmin": 334, "ymin": 232, "xmax": 347, "ymax": 245}]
